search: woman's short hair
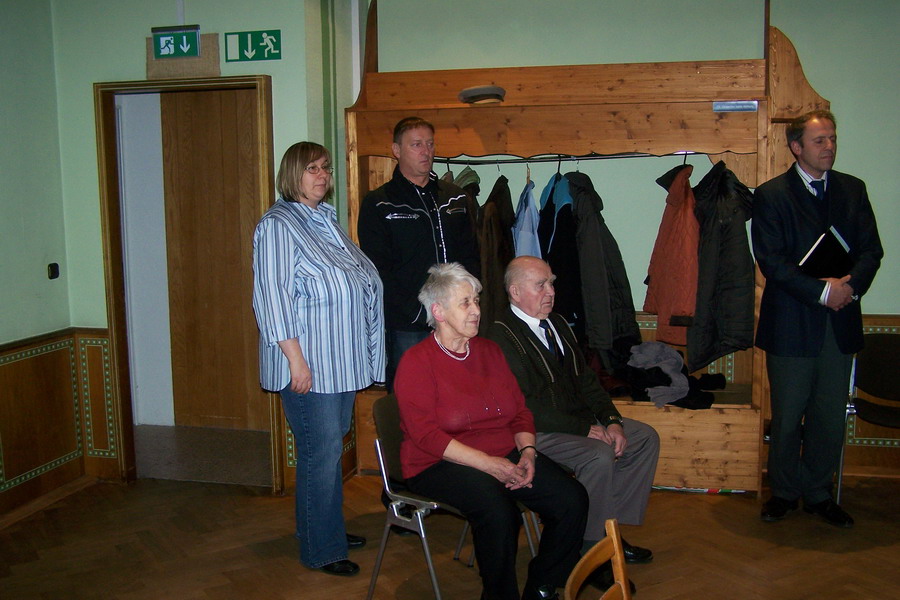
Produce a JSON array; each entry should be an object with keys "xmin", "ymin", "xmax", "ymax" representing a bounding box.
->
[
  {"xmin": 276, "ymin": 141, "xmax": 334, "ymax": 202},
  {"xmin": 418, "ymin": 263, "xmax": 482, "ymax": 328}
]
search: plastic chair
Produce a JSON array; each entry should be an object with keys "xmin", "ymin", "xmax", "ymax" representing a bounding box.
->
[
  {"xmin": 367, "ymin": 394, "xmax": 539, "ymax": 600},
  {"xmin": 564, "ymin": 519, "xmax": 631, "ymax": 600},
  {"xmin": 836, "ymin": 333, "xmax": 900, "ymax": 503}
]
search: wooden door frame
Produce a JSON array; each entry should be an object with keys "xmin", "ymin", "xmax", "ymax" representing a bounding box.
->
[{"xmin": 93, "ymin": 75, "xmax": 283, "ymax": 492}]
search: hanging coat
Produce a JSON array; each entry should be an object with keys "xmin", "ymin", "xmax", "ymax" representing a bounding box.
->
[
  {"xmin": 644, "ymin": 164, "xmax": 699, "ymax": 346},
  {"xmin": 454, "ymin": 166, "xmax": 482, "ymax": 244},
  {"xmin": 687, "ymin": 161, "xmax": 755, "ymax": 371},
  {"xmin": 478, "ymin": 175, "xmax": 516, "ymax": 335},
  {"xmin": 567, "ymin": 171, "xmax": 641, "ymax": 372},
  {"xmin": 538, "ymin": 173, "xmax": 584, "ymax": 340},
  {"xmin": 513, "ymin": 179, "xmax": 541, "ymax": 258}
]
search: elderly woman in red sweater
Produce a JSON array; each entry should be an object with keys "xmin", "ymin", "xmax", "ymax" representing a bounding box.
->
[{"xmin": 395, "ymin": 262, "xmax": 588, "ymax": 600}]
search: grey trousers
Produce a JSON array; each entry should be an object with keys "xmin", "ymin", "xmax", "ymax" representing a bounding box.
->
[
  {"xmin": 765, "ymin": 320, "xmax": 853, "ymax": 505},
  {"xmin": 537, "ymin": 418, "xmax": 660, "ymax": 540}
]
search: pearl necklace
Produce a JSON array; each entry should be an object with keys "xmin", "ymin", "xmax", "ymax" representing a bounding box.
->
[{"xmin": 434, "ymin": 332, "xmax": 470, "ymax": 361}]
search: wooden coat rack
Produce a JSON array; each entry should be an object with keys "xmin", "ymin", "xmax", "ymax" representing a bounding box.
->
[{"xmin": 346, "ymin": 1, "xmax": 828, "ymax": 492}]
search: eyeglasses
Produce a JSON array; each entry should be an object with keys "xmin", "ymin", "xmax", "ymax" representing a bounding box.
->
[{"xmin": 305, "ymin": 164, "xmax": 334, "ymax": 175}]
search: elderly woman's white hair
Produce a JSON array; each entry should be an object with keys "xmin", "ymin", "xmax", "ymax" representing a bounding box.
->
[{"xmin": 418, "ymin": 262, "xmax": 483, "ymax": 328}]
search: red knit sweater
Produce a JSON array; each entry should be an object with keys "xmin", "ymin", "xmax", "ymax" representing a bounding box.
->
[{"xmin": 395, "ymin": 335, "xmax": 536, "ymax": 479}]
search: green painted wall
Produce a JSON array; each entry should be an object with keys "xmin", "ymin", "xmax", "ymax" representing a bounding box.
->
[
  {"xmin": 379, "ymin": 0, "xmax": 899, "ymax": 315},
  {"xmin": 0, "ymin": 0, "xmax": 69, "ymax": 342},
  {"xmin": 50, "ymin": 0, "xmax": 310, "ymax": 333},
  {"xmin": 380, "ymin": 0, "xmax": 764, "ymax": 68}
]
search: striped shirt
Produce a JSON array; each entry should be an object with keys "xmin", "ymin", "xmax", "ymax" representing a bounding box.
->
[{"xmin": 252, "ymin": 199, "xmax": 385, "ymax": 393}]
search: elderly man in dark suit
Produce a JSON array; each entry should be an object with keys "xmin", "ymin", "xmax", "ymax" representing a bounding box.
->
[
  {"xmin": 753, "ymin": 109, "xmax": 883, "ymax": 527},
  {"xmin": 488, "ymin": 256, "xmax": 659, "ymax": 573}
]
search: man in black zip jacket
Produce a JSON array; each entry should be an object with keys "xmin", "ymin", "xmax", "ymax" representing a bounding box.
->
[{"xmin": 358, "ymin": 117, "xmax": 480, "ymax": 391}]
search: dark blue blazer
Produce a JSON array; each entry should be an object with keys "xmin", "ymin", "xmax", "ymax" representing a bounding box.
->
[{"xmin": 752, "ymin": 164, "xmax": 882, "ymax": 357}]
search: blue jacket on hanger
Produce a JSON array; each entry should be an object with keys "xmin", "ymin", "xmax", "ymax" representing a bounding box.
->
[{"xmin": 513, "ymin": 179, "xmax": 541, "ymax": 258}]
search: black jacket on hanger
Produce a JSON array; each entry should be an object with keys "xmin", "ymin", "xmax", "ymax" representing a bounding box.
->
[
  {"xmin": 478, "ymin": 175, "xmax": 516, "ymax": 335},
  {"xmin": 538, "ymin": 173, "xmax": 584, "ymax": 340},
  {"xmin": 688, "ymin": 161, "xmax": 755, "ymax": 371},
  {"xmin": 567, "ymin": 171, "xmax": 640, "ymax": 372}
]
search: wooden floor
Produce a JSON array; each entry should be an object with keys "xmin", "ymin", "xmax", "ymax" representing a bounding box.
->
[{"xmin": 1, "ymin": 475, "xmax": 899, "ymax": 600}]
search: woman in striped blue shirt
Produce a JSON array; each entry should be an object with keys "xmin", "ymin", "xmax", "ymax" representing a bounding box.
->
[{"xmin": 252, "ymin": 142, "xmax": 385, "ymax": 577}]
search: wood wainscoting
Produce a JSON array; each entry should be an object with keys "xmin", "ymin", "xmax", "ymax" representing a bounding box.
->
[
  {"xmin": 0, "ymin": 328, "xmax": 120, "ymax": 515},
  {"xmin": 0, "ymin": 327, "xmax": 359, "ymax": 518}
]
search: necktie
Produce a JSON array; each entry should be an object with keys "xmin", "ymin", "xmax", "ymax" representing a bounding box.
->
[
  {"xmin": 810, "ymin": 179, "xmax": 826, "ymax": 200},
  {"xmin": 539, "ymin": 320, "xmax": 561, "ymax": 362}
]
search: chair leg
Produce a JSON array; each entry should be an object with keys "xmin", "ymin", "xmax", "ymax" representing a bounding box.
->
[
  {"xmin": 365, "ymin": 519, "xmax": 394, "ymax": 600},
  {"xmin": 835, "ymin": 406, "xmax": 852, "ymax": 505},
  {"xmin": 414, "ymin": 510, "xmax": 443, "ymax": 600},
  {"xmin": 522, "ymin": 511, "xmax": 537, "ymax": 558},
  {"xmin": 453, "ymin": 521, "xmax": 469, "ymax": 561}
]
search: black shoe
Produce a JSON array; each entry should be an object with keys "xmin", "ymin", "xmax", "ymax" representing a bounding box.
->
[
  {"xmin": 319, "ymin": 559, "xmax": 360, "ymax": 576},
  {"xmin": 761, "ymin": 496, "xmax": 799, "ymax": 522},
  {"xmin": 622, "ymin": 538, "xmax": 653, "ymax": 564},
  {"xmin": 521, "ymin": 583, "xmax": 559, "ymax": 600},
  {"xmin": 586, "ymin": 563, "xmax": 636, "ymax": 595},
  {"xmin": 346, "ymin": 533, "xmax": 367, "ymax": 549},
  {"xmin": 803, "ymin": 499, "xmax": 854, "ymax": 528}
]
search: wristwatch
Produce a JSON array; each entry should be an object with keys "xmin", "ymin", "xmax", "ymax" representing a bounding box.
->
[{"xmin": 604, "ymin": 416, "xmax": 623, "ymax": 428}]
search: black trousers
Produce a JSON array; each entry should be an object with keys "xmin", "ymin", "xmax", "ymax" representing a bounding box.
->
[
  {"xmin": 766, "ymin": 319, "xmax": 854, "ymax": 504},
  {"xmin": 408, "ymin": 451, "xmax": 588, "ymax": 600}
]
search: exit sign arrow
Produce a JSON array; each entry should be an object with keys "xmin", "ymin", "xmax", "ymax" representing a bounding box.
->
[{"xmin": 243, "ymin": 34, "xmax": 256, "ymax": 59}]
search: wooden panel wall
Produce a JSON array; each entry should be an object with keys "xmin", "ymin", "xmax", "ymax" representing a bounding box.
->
[
  {"xmin": 0, "ymin": 329, "xmax": 118, "ymax": 514},
  {"xmin": 359, "ymin": 60, "xmax": 766, "ymax": 110}
]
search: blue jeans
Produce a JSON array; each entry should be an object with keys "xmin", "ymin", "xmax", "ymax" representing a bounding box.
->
[{"xmin": 279, "ymin": 386, "xmax": 356, "ymax": 568}]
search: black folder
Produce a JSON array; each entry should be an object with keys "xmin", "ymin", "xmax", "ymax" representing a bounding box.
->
[{"xmin": 798, "ymin": 226, "xmax": 853, "ymax": 278}]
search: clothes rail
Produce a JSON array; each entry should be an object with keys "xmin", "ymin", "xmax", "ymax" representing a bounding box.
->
[{"xmin": 436, "ymin": 151, "xmax": 698, "ymax": 167}]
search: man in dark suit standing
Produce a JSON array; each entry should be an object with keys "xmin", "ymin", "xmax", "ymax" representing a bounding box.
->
[{"xmin": 753, "ymin": 110, "xmax": 883, "ymax": 527}]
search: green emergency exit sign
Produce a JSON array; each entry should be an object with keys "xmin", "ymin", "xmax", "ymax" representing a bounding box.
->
[
  {"xmin": 225, "ymin": 30, "xmax": 282, "ymax": 62},
  {"xmin": 152, "ymin": 25, "xmax": 200, "ymax": 59}
]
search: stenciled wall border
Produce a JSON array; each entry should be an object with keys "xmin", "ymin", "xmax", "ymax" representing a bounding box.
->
[{"xmin": 0, "ymin": 339, "xmax": 82, "ymax": 493}]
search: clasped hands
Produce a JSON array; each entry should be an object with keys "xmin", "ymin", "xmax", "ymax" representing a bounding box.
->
[
  {"xmin": 490, "ymin": 454, "xmax": 535, "ymax": 490},
  {"xmin": 823, "ymin": 275, "xmax": 856, "ymax": 311}
]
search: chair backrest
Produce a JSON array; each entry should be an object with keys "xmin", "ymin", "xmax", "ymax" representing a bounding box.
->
[
  {"xmin": 372, "ymin": 394, "xmax": 406, "ymax": 487},
  {"xmin": 564, "ymin": 519, "xmax": 631, "ymax": 600},
  {"xmin": 856, "ymin": 333, "xmax": 900, "ymax": 403}
]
